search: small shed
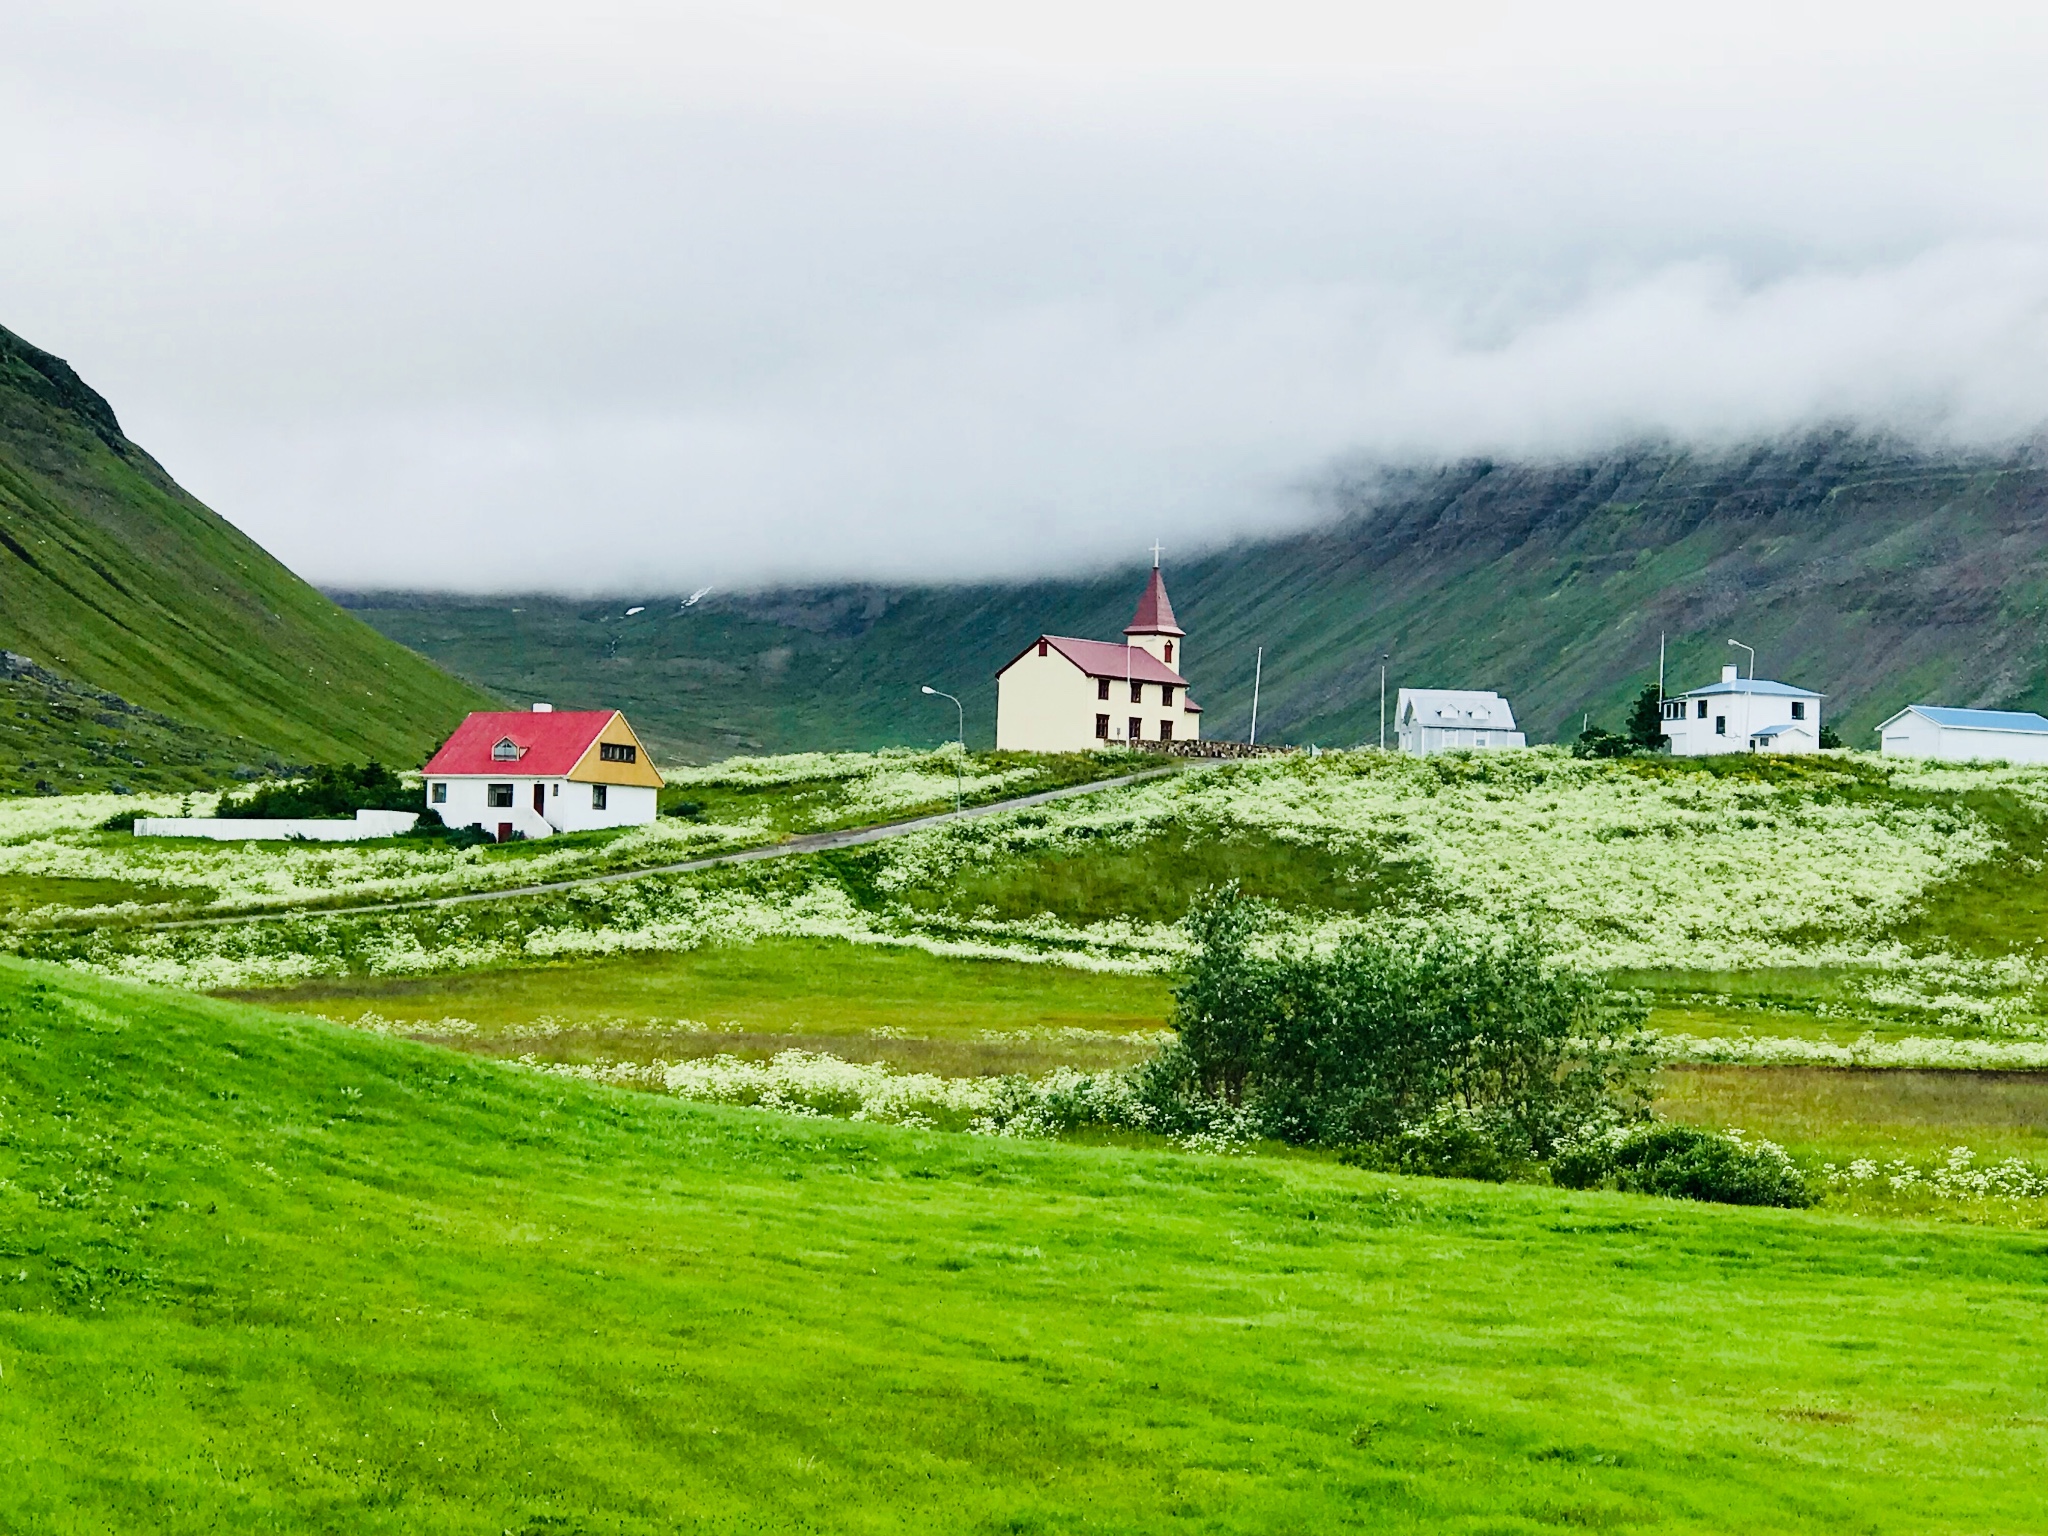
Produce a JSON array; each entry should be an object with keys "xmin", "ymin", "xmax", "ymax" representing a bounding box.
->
[
  {"xmin": 1396, "ymin": 689, "xmax": 1527, "ymax": 755},
  {"xmin": 1877, "ymin": 705, "xmax": 2048, "ymax": 763}
]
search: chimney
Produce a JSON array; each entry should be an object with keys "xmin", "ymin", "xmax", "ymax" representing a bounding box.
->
[
  {"xmin": 532, "ymin": 702, "xmax": 553, "ymax": 713},
  {"xmin": 1721, "ymin": 665, "xmax": 1739, "ymax": 684}
]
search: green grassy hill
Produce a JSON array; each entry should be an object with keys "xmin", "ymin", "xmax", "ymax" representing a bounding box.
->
[
  {"xmin": 5, "ymin": 955, "xmax": 2047, "ymax": 1532},
  {"xmin": 340, "ymin": 434, "xmax": 2048, "ymax": 757},
  {"xmin": 0, "ymin": 323, "xmax": 494, "ymax": 788}
]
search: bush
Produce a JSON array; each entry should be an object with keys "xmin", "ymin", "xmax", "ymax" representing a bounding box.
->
[
  {"xmin": 1552, "ymin": 1123, "xmax": 1814, "ymax": 1207},
  {"xmin": 664, "ymin": 799, "xmax": 707, "ymax": 820},
  {"xmin": 1169, "ymin": 887, "xmax": 1651, "ymax": 1157},
  {"xmin": 400, "ymin": 809, "xmax": 498, "ymax": 849},
  {"xmin": 218, "ymin": 762, "xmax": 416, "ymax": 820}
]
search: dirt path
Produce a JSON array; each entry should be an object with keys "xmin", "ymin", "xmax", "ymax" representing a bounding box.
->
[{"xmin": 152, "ymin": 764, "xmax": 1186, "ymax": 929}]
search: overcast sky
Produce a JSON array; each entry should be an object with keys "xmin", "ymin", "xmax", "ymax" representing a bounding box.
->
[{"xmin": 5, "ymin": 1, "xmax": 2048, "ymax": 590}]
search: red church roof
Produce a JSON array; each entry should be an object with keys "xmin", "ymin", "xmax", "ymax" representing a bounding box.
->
[
  {"xmin": 422, "ymin": 710, "xmax": 621, "ymax": 776},
  {"xmin": 997, "ymin": 635, "xmax": 1186, "ymax": 685},
  {"xmin": 1124, "ymin": 566, "xmax": 1183, "ymax": 637}
]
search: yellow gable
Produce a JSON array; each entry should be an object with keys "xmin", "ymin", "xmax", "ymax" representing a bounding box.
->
[{"xmin": 566, "ymin": 712, "xmax": 664, "ymax": 788}]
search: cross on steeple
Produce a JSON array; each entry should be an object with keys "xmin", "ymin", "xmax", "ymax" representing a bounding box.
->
[{"xmin": 1150, "ymin": 540, "xmax": 1164, "ymax": 568}]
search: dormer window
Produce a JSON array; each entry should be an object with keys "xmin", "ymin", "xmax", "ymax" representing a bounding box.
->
[{"xmin": 492, "ymin": 738, "xmax": 521, "ymax": 761}]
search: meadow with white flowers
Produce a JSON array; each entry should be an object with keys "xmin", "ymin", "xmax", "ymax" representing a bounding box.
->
[{"xmin": 13, "ymin": 743, "xmax": 2048, "ymax": 1223}]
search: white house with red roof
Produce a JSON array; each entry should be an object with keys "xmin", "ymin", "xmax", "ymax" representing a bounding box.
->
[
  {"xmin": 995, "ymin": 562, "xmax": 1202, "ymax": 751},
  {"xmin": 421, "ymin": 705, "xmax": 664, "ymax": 840}
]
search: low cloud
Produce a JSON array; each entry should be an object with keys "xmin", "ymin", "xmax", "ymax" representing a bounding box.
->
[{"xmin": 4, "ymin": 3, "xmax": 2046, "ymax": 590}]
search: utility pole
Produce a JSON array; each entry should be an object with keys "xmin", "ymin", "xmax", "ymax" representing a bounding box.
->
[
  {"xmin": 1658, "ymin": 632, "xmax": 1666, "ymax": 700},
  {"xmin": 1379, "ymin": 653, "xmax": 1390, "ymax": 750},
  {"xmin": 1249, "ymin": 647, "xmax": 1263, "ymax": 746}
]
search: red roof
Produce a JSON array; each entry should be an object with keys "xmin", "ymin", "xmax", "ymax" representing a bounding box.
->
[
  {"xmin": 1124, "ymin": 567, "xmax": 1183, "ymax": 637},
  {"xmin": 422, "ymin": 710, "xmax": 620, "ymax": 776},
  {"xmin": 996, "ymin": 635, "xmax": 1185, "ymax": 685}
]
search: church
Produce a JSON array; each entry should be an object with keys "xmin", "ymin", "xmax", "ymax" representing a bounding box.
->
[{"xmin": 995, "ymin": 561, "xmax": 1203, "ymax": 751}]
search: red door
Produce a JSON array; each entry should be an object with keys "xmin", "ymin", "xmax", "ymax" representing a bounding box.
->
[{"xmin": 497, "ymin": 822, "xmax": 513, "ymax": 842}]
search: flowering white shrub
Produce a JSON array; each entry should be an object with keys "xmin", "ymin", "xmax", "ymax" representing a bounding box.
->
[
  {"xmin": 1824, "ymin": 1146, "xmax": 2048, "ymax": 1203},
  {"xmin": 1651, "ymin": 1032, "xmax": 2048, "ymax": 1070},
  {"xmin": 514, "ymin": 1047, "xmax": 1258, "ymax": 1151}
]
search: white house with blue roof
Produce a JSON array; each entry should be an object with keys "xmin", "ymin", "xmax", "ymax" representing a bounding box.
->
[
  {"xmin": 1659, "ymin": 664, "xmax": 1822, "ymax": 755},
  {"xmin": 1877, "ymin": 705, "xmax": 2048, "ymax": 763}
]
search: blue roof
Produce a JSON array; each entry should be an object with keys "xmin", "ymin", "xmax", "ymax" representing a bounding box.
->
[
  {"xmin": 1678, "ymin": 678, "xmax": 1822, "ymax": 699},
  {"xmin": 1900, "ymin": 706, "xmax": 2048, "ymax": 734},
  {"xmin": 1748, "ymin": 721, "xmax": 1812, "ymax": 738}
]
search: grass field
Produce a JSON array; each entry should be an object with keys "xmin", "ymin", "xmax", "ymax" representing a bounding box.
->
[
  {"xmin": 224, "ymin": 938, "xmax": 1173, "ymax": 1076},
  {"xmin": 7, "ymin": 957, "xmax": 2048, "ymax": 1533}
]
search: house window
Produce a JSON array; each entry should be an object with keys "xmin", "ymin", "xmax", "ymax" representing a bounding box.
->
[
  {"xmin": 1697, "ymin": 700, "xmax": 1708, "ymax": 719},
  {"xmin": 487, "ymin": 783, "xmax": 514, "ymax": 807},
  {"xmin": 1164, "ymin": 640, "xmax": 1173, "ymax": 665},
  {"xmin": 592, "ymin": 784, "xmax": 608, "ymax": 810},
  {"xmin": 1715, "ymin": 716, "xmax": 1726, "ymax": 736},
  {"xmin": 492, "ymin": 738, "xmax": 520, "ymax": 761},
  {"xmin": 1130, "ymin": 681, "xmax": 1144, "ymax": 704},
  {"xmin": 1129, "ymin": 716, "xmax": 1143, "ymax": 740},
  {"xmin": 551, "ymin": 782, "xmax": 559, "ymax": 796},
  {"xmin": 599, "ymin": 742, "xmax": 636, "ymax": 763},
  {"xmin": 1791, "ymin": 701, "xmax": 1806, "ymax": 720},
  {"xmin": 430, "ymin": 782, "xmax": 447, "ymax": 804},
  {"xmin": 1161, "ymin": 685, "xmax": 1175, "ymax": 707},
  {"xmin": 1097, "ymin": 678, "xmax": 1110, "ymax": 701},
  {"xmin": 1095, "ymin": 713, "xmax": 1110, "ymax": 740},
  {"xmin": 1159, "ymin": 720, "xmax": 1174, "ymax": 741}
]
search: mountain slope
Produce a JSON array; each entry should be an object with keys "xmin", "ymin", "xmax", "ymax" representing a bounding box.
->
[
  {"xmin": 0, "ymin": 323, "xmax": 493, "ymax": 783},
  {"xmin": 339, "ymin": 433, "xmax": 2048, "ymax": 757}
]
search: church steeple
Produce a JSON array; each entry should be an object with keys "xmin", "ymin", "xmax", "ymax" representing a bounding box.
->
[{"xmin": 1124, "ymin": 554, "xmax": 1185, "ymax": 673}]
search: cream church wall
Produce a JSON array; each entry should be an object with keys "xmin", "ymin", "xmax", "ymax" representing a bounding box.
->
[{"xmin": 995, "ymin": 649, "xmax": 1103, "ymax": 752}]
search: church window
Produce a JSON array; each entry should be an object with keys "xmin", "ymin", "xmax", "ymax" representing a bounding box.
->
[
  {"xmin": 1038, "ymin": 639, "xmax": 1048, "ymax": 657},
  {"xmin": 1097, "ymin": 678, "xmax": 1110, "ymax": 700},
  {"xmin": 1164, "ymin": 640, "xmax": 1173, "ymax": 664},
  {"xmin": 1130, "ymin": 681, "xmax": 1143, "ymax": 704},
  {"xmin": 1161, "ymin": 685, "xmax": 1175, "ymax": 707},
  {"xmin": 1129, "ymin": 716, "xmax": 1143, "ymax": 740},
  {"xmin": 1159, "ymin": 720, "xmax": 1173, "ymax": 741},
  {"xmin": 1095, "ymin": 714, "xmax": 1110, "ymax": 740}
]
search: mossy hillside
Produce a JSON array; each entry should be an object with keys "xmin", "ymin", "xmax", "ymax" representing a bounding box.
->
[
  {"xmin": 5, "ymin": 959, "xmax": 2048, "ymax": 1532},
  {"xmin": 0, "ymin": 322, "xmax": 494, "ymax": 777},
  {"xmin": 344, "ymin": 435, "xmax": 2048, "ymax": 755}
]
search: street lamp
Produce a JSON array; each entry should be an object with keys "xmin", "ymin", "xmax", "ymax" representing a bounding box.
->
[
  {"xmin": 1727, "ymin": 640, "xmax": 1756, "ymax": 753},
  {"xmin": 921, "ymin": 685, "xmax": 965, "ymax": 811}
]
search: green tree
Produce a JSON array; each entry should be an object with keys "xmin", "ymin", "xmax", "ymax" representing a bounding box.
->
[
  {"xmin": 1167, "ymin": 887, "xmax": 1651, "ymax": 1157},
  {"xmin": 1626, "ymin": 683, "xmax": 1668, "ymax": 750}
]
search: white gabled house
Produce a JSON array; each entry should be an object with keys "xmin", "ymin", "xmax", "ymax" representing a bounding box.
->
[
  {"xmin": 1659, "ymin": 665, "xmax": 1821, "ymax": 755},
  {"xmin": 1395, "ymin": 689, "xmax": 1527, "ymax": 755},
  {"xmin": 1877, "ymin": 705, "xmax": 2048, "ymax": 763},
  {"xmin": 422, "ymin": 704, "xmax": 663, "ymax": 840}
]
